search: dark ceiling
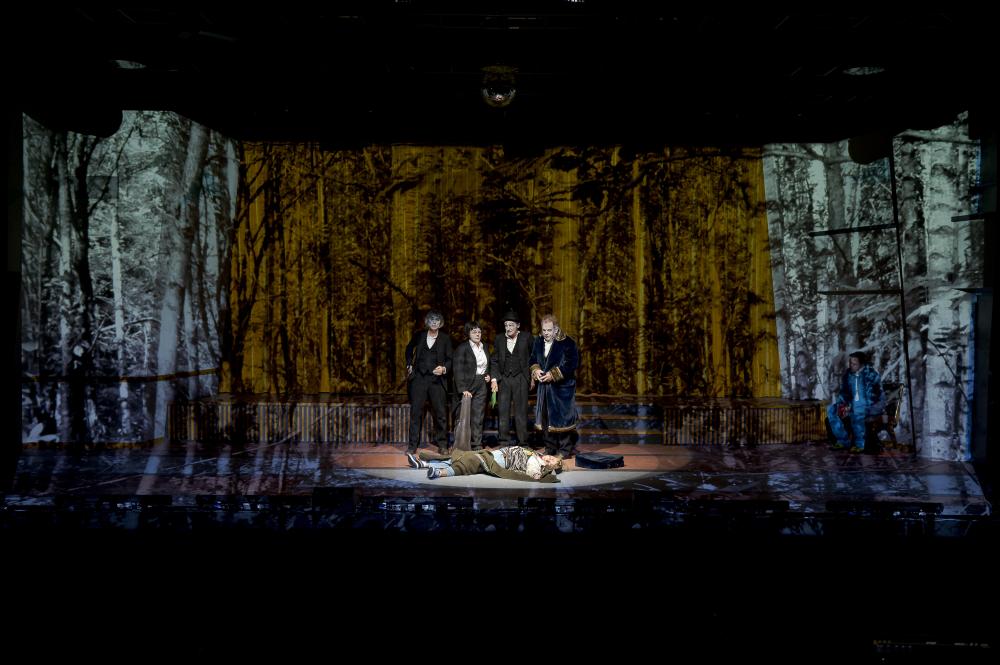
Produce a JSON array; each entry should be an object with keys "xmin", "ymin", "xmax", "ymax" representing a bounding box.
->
[{"xmin": 10, "ymin": 3, "xmax": 993, "ymax": 147}]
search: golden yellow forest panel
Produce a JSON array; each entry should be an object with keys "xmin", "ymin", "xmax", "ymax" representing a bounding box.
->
[{"xmin": 224, "ymin": 144, "xmax": 778, "ymax": 397}]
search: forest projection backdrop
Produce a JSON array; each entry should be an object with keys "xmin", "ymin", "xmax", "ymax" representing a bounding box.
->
[
  {"xmin": 764, "ymin": 114, "xmax": 983, "ymax": 460},
  {"xmin": 19, "ymin": 112, "xmax": 983, "ymax": 460}
]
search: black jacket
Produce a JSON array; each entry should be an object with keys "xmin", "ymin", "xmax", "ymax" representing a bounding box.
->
[
  {"xmin": 490, "ymin": 331, "xmax": 533, "ymax": 380},
  {"xmin": 405, "ymin": 330, "xmax": 453, "ymax": 379}
]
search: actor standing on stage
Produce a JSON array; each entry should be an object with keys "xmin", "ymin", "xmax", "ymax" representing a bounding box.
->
[
  {"xmin": 405, "ymin": 310, "xmax": 453, "ymax": 456},
  {"xmin": 489, "ymin": 310, "xmax": 534, "ymax": 447},
  {"xmin": 529, "ymin": 314, "xmax": 579, "ymax": 460},
  {"xmin": 452, "ymin": 321, "xmax": 494, "ymax": 451}
]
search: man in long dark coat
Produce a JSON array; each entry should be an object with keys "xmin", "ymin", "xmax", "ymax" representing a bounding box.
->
[{"xmin": 529, "ymin": 314, "xmax": 579, "ymax": 459}]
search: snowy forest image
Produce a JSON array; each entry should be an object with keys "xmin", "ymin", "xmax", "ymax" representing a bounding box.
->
[
  {"xmin": 20, "ymin": 112, "xmax": 238, "ymax": 444},
  {"xmin": 764, "ymin": 113, "xmax": 984, "ymax": 460},
  {"xmin": 19, "ymin": 111, "xmax": 984, "ymax": 461}
]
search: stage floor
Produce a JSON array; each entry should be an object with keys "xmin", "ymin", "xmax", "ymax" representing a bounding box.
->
[
  {"xmin": 4, "ymin": 440, "xmax": 997, "ymax": 661},
  {"xmin": 7, "ymin": 440, "xmax": 989, "ymax": 518}
]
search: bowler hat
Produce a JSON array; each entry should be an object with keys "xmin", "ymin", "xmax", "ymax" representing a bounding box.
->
[{"xmin": 502, "ymin": 310, "xmax": 520, "ymax": 323}]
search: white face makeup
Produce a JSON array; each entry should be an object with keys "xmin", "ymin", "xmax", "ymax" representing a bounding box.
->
[{"xmin": 541, "ymin": 321, "xmax": 555, "ymax": 342}]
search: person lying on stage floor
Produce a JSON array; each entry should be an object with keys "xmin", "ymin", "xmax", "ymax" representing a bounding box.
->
[{"xmin": 406, "ymin": 446, "xmax": 563, "ymax": 482}]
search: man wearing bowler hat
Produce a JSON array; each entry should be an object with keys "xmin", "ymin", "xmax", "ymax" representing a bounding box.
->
[{"xmin": 490, "ymin": 310, "xmax": 535, "ymax": 447}]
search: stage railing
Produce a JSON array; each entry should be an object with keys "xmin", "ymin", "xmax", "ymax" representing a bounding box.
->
[{"xmin": 168, "ymin": 395, "xmax": 826, "ymax": 446}]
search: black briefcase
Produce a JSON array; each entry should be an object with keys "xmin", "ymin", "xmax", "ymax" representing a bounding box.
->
[{"xmin": 574, "ymin": 452, "xmax": 624, "ymax": 469}]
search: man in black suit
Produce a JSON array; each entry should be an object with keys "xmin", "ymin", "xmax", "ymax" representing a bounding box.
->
[
  {"xmin": 451, "ymin": 321, "xmax": 494, "ymax": 451},
  {"xmin": 404, "ymin": 310, "xmax": 453, "ymax": 455},
  {"xmin": 490, "ymin": 310, "xmax": 534, "ymax": 447}
]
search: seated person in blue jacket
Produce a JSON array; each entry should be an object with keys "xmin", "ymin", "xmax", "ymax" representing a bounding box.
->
[
  {"xmin": 406, "ymin": 446, "xmax": 562, "ymax": 482},
  {"xmin": 827, "ymin": 350, "xmax": 884, "ymax": 453}
]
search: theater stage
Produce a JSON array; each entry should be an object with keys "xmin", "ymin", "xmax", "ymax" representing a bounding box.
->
[{"xmin": 7, "ymin": 438, "xmax": 989, "ymax": 530}]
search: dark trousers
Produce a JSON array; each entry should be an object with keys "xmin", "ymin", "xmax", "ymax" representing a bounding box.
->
[
  {"xmin": 537, "ymin": 396, "xmax": 575, "ymax": 458},
  {"xmin": 497, "ymin": 374, "xmax": 530, "ymax": 445},
  {"xmin": 454, "ymin": 375, "xmax": 488, "ymax": 449},
  {"xmin": 408, "ymin": 374, "xmax": 448, "ymax": 452}
]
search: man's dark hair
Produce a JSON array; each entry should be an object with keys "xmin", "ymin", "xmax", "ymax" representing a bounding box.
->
[{"xmin": 849, "ymin": 351, "xmax": 868, "ymax": 365}]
